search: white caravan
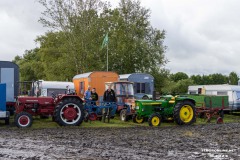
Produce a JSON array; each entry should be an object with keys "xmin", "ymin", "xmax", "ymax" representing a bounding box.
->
[
  {"xmin": 188, "ymin": 85, "xmax": 240, "ymax": 111},
  {"xmin": 33, "ymin": 80, "xmax": 75, "ymax": 97}
]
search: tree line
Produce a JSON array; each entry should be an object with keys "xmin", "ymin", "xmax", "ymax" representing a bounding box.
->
[{"xmin": 12, "ymin": 0, "xmax": 239, "ymax": 95}]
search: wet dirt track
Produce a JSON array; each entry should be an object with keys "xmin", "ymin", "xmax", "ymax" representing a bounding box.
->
[{"xmin": 0, "ymin": 123, "xmax": 240, "ymax": 160}]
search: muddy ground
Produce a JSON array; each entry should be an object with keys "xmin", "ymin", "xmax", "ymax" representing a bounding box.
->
[{"xmin": 0, "ymin": 123, "xmax": 240, "ymax": 160}]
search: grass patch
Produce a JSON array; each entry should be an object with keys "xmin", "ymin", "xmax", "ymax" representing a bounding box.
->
[{"xmin": 0, "ymin": 113, "xmax": 240, "ymax": 129}]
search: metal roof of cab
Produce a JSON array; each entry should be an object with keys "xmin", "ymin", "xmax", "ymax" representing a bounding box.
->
[{"xmin": 73, "ymin": 71, "xmax": 118, "ymax": 80}]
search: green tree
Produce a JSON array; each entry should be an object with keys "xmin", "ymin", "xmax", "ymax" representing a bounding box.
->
[
  {"xmin": 38, "ymin": 0, "xmax": 167, "ymax": 74},
  {"xmin": 209, "ymin": 73, "xmax": 228, "ymax": 84},
  {"xmin": 13, "ymin": 49, "xmax": 45, "ymax": 81},
  {"xmin": 150, "ymin": 68, "xmax": 170, "ymax": 93},
  {"xmin": 36, "ymin": 31, "xmax": 75, "ymax": 81},
  {"xmin": 107, "ymin": 0, "xmax": 167, "ymax": 73},
  {"xmin": 174, "ymin": 79, "xmax": 194, "ymax": 94},
  {"xmin": 190, "ymin": 74, "xmax": 202, "ymax": 84},
  {"xmin": 170, "ymin": 72, "xmax": 188, "ymax": 82},
  {"xmin": 229, "ymin": 71, "xmax": 239, "ymax": 85},
  {"xmin": 39, "ymin": 0, "xmax": 107, "ymax": 73}
]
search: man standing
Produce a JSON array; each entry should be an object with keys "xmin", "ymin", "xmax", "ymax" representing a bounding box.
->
[
  {"xmin": 90, "ymin": 88, "xmax": 98, "ymax": 102},
  {"xmin": 103, "ymin": 85, "xmax": 116, "ymax": 102},
  {"xmin": 84, "ymin": 86, "xmax": 91, "ymax": 100}
]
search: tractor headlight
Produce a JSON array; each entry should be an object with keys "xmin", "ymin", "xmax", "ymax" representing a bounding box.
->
[
  {"xmin": 135, "ymin": 106, "xmax": 139, "ymax": 110},
  {"xmin": 142, "ymin": 109, "xmax": 144, "ymax": 111}
]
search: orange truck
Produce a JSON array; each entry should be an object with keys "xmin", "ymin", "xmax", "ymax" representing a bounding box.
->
[{"xmin": 73, "ymin": 71, "xmax": 119, "ymax": 99}]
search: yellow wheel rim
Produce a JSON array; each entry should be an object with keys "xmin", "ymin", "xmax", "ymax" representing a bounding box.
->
[
  {"xmin": 135, "ymin": 117, "xmax": 144, "ymax": 123},
  {"xmin": 151, "ymin": 116, "xmax": 160, "ymax": 126},
  {"xmin": 180, "ymin": 105, "xmax": 194, "ymax": 123}
]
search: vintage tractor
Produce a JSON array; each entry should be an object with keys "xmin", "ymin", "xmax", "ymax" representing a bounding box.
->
[
  {"xmin": 15, "ymin": 94, "xmax": 85, "ymax": 128},
  {"xmin": 14, "ymin": 81, "xmax": 85, "ymax": 128},
  {"xmin": 133, "ymin": 95, "xmax": 196, "ymax": 126},
  {"xmin": 105, "ymin": 81, "xmax": 136, "ymax": 121}
]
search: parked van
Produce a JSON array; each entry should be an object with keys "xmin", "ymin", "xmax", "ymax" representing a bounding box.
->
[{"xmin": 188, "ymin": 85, "xmax": 240, "ymax": 111}]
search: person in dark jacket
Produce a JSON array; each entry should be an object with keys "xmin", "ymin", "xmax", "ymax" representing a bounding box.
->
[
  {"xmin": 90, "ymin": 88, "xmax": 98, "ymax": 101},
  {"xmin": 103, "ymin": 85, "xmax": 116, "ymax": 102}
]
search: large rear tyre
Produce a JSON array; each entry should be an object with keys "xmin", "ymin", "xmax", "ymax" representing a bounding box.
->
[
  {"xmin": 174, "ymin": 101, "xmax": 196, "ymax": 125},
  {"xmin": 120, "ymin": 109, "xmax": 129, "ymax": 121},
  {"xmin": 148, "ymin": 113, "xmax": 161, "ymax": 127},
  {"xmin": 54, "ymin": 98, "xmax": 84, "ymax": 126},
  {"xmin": 14, "ymin": 112, "xmax": 33, "ymax": 128},
  {"xmin": 132, "ymin": 115, "xmax": 144, "ymax": 123}
]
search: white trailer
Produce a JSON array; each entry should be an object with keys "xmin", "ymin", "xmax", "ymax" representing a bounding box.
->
[
  {"xmin": 33, "ymin": 80, "xmax": 75, "ymax": 97},
  {"xmin": 188, "ymin": 85, "xmax": 240, "ymax": 111}
]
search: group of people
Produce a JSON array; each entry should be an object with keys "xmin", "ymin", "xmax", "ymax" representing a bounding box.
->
[{"xmin": 84, "ymin": 85, "xmax": 116, "ymax": 102}]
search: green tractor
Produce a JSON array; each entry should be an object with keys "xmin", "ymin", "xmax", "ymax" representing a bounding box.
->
[{"xmin": 133, "ymin": 95, "xmax": 196, "ymax": 126}]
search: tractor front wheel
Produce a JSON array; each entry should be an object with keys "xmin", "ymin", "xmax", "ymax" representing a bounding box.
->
[
  {"xmin": 148, "ymin": 113, "xmax": 161, "ymax": 126},
  {"xmin": 174, "ymin": 101, "xmax": 196, "ymax": 125},
  {"xmin": 120, "ymin": 109, "xmax": 129, "ymax": 121},
  {"xmin": 54, "ymin": 98, "xmax": 84, "ymax": 126},
  {"xmin": 15, "ymin": 112, "xmax": 33, "ymax": 128},
  {"xmin": 133, "ymin": 115, "xmax": 144, "ymax": 123}
]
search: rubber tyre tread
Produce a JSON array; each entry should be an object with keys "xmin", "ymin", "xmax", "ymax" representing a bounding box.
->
[
  {"xmin": 173, "ymin": 101, "xmax": 196, "ymax": 125},
  {"xmin": 14, "ymin": 111, "xmax": 33, "ymax": 128},
  {"xmin": 54, "ymin": 98, "xmax": 84, "ymax": 126},
  {"xmin": 120, "ymin": 109, "xmax": 128, "ymax": 122},
  {"xmin": 148, "ymin": 113, "xmax": 161, "ymax": 127},
  {"xmin": 132, "ymin": 114, "xmax": 144, "ymax": 123}
]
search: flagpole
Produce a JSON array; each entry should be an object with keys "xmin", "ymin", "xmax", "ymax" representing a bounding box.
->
[{"xmin": 107, "ymin": 43, "xmax": 108, "ymax": 71}]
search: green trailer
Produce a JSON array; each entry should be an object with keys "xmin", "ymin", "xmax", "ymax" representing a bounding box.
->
[
  {"xmin": 186, "ymin": 94, "xmax": 227, "ymax": 123},
  {"xmin": 133, "ymin": 95, "xmax": 197, "ymax": 126}
]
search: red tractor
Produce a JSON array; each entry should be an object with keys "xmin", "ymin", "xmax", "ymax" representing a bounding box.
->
[
  {"xmin": 14, "ymin": 81, "xmax": 84, "ymax": 128},
  {"xmin": 15, "ymin": 94, "xmax": 84, "ymax": 128}
]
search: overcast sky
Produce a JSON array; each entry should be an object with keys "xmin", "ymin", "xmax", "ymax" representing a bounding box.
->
[{"xmin": 0, "ymin": 0, "xmax": 240, "ymax": 76}]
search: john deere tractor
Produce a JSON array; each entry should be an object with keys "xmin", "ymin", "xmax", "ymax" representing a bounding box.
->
[{"xmin": 133, "ymin": 95, "xmax": 196, "ymax": 126}]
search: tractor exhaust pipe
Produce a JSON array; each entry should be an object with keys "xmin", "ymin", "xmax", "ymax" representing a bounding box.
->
[{"xmin": 152, "ymin": 90, "xmax": 156, "ymax": 101}]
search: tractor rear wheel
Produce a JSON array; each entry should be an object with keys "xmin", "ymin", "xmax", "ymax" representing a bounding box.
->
[
  {"xmin": 132, "ymin": 115, "xmax": 144, "ymax": 123},
  {"xmin": 148, "ymin": 113, "xmax": 161, "ymax": 126},
  {"xmin": 120, "ymin": 109, "xmax": 129, "ymax": 121},
  {"xmin": 54, "ymin": 98, "xmax": 84, "ymax": 126},
  {"xmin": 174, "ymin": 101, "xmax": 196, "ymax": 125},
  {"xmin": 15, "ymin": 112, "xmax": 33, "ymax": 128}
]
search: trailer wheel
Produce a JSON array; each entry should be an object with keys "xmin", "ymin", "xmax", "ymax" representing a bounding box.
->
[
  {"xmin": 217, "ymin": 117, "xmax": 223, "ymax": 124},
  {"xmin": 219, "ymin": 110, "xmax": 224, "ymax": 118},
  {"xmin": 15, "ymin": 112, "xmax": 33, "ymax": 128},
  {"xmin": 120, "ymin": 109, "xmax": 129, "ymax": 121},
  {"xmin": 148, "ymin": 113, "xmax": 161, "ymax": 126},
  {"xmin": 174, "ymin": 101, "xmax": 196, "ymax": 125},
  {"xmin": 54, "ymin": 98, "xmax": 84, "ymax": 126},
  {"xmin": 133, "ymin": 115, "xmax": 144, "ymax": 123}
]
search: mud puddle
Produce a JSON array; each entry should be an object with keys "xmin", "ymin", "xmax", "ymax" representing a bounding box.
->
[{"xmin": 0, "ymin": 123, "xmax": 240, "ymax": 159}]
